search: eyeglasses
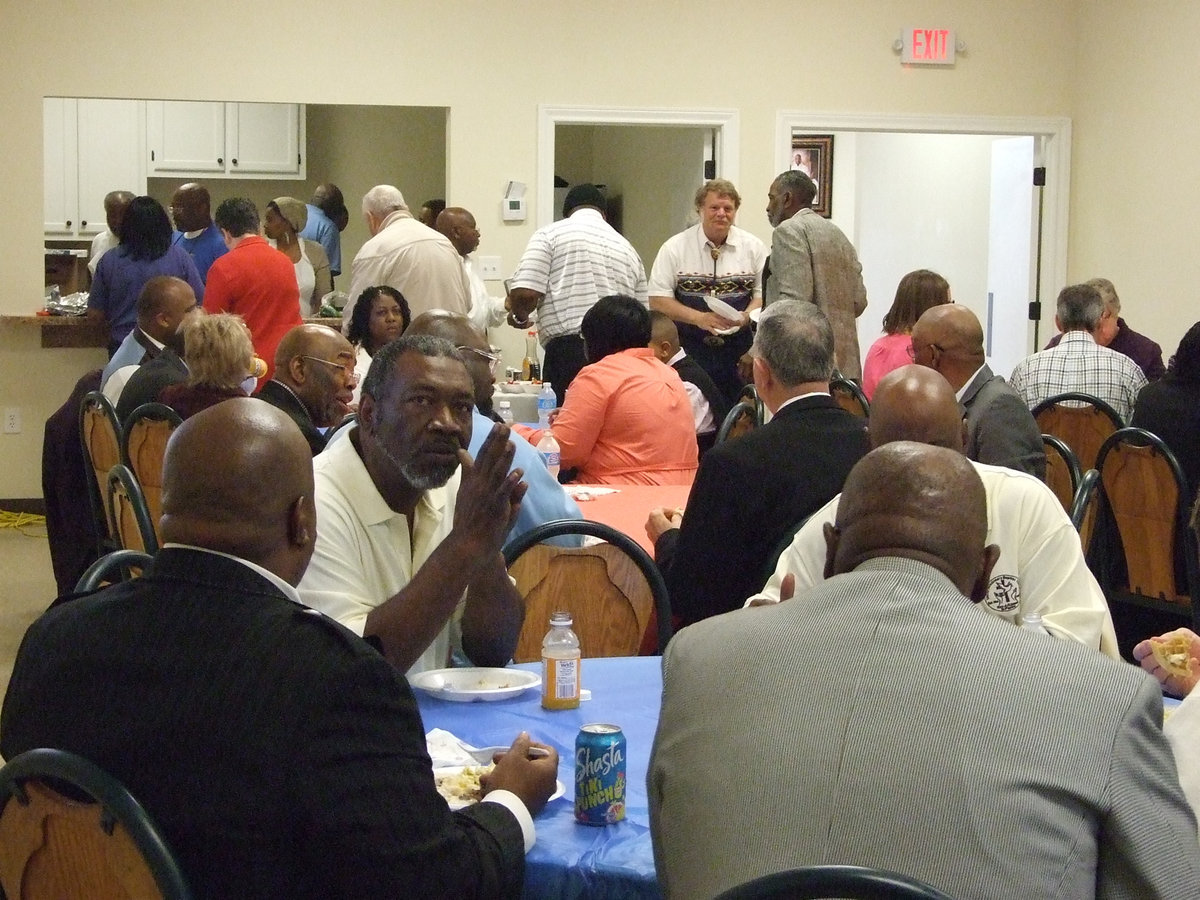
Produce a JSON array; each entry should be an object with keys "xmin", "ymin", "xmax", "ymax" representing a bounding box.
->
[
  {"xmin": 906, "ymin": 342, "xmax": 944, "ymax": 362},
  {"xmin": 301, "ymin": 355, "xmax": 356, "ymax": 378},
  {"xmin": 456, "ymin": 345, "xmax": 503, "ymax": 374}
]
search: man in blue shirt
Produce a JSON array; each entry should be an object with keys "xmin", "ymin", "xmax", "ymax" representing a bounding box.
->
[
  {"xmin": 300, "ymin": 183, "xmax": 349, "ymax": 281},
  {"xmin": 169, "ymin": 182, "xmax": 227, "ymax": 282}
]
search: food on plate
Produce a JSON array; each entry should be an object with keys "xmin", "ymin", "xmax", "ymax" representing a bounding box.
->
[
  {"xmin": 435, "ymin": 764, "xmax": 494, "ymax": 806},
  {"xmin": 1150, "ymin": 633, "xmax": 1195, "ymax": 678}
]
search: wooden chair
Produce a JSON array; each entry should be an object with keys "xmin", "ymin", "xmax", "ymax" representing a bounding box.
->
[
  {"xmin": 713, "ymin": 864, "xmax": 954, "ymax": 900},
  {"xmin": 79, "ymin": 391, "xmax": 124, "ymax": 556},
  {"xmin": 502, "ymin": 519, "xmax": 672, "ymax": 662},
  {"xmin": 106, "ymin": 464, "xmax": 159, "ymax": 554},
  {"xmin": 121, "ymin": 403, "xmax": 182, "ymax": 543},
  {"xmin": 1031, "ymin": 391, "xmax": 1123, "ymax": 472},
  {"xmin": 716, "ymin": 401, "xmax": 758, "ymax": 444},
  {"xmin": 830, "ymin": 377, "xmax": 870, "ymax": 418},
  {"xmin": 75, "ymin": 549, "xmax": 155, "ymax": 593},
  {"xmin": 1094, "ymin": 427, "xmax": 1200, "ymax": 657},
  {"xmin": 1041, "ymin": 434, "xmax": 1081, "ymax": 514},
  {"xmin": 0, "ymin": 748, "xmax": 192, "ymax": 900}
]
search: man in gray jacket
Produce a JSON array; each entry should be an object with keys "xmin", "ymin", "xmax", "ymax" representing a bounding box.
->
[
  {"xmin": 649, "ymin": 441, "xmax": 1198, "ymax": 900},
  {"xmin": 765, "ymin": 170, "xmax": 868, "ymax": 378}
]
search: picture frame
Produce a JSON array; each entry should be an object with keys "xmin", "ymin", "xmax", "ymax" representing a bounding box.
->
[{"xmin": 790, "ymin": 134, "xmax": 834, "ymax": 218}]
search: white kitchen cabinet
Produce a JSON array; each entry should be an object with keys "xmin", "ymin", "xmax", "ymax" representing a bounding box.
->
[
  {"xmin": 146, "ymin": 101, "xmax": 305, "ymax": 178},
  {"xmin": 44, "ymin": 98, "xmax": 146, "ymax": 237}
]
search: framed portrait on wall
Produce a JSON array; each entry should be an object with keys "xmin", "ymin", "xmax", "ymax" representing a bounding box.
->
[{"xmin": 790, "ymin": 134, "xmax": 834, "ymax": 218}]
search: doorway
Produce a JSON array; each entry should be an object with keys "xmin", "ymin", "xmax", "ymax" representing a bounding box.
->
[{"xmin": 777, "ymin": 112, "xmax": 1070, "ymax": 374}]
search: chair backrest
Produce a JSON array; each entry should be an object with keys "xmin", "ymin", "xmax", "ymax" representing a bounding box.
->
[
  {"xmin": 736, "ymin": 384, "xmax": 766, "ymax": 425},
  {"xmin": 502, "ymin": 519, "xmax": 673, "ymax": 661},
  {"xmin": 716, "ymin": 401, "xmax": 757, "ymax": 444},
  {"xmin": 1041, "ymin": 433, "xmax": 1081, "ymax": 513},
  {"xmin": 1096, "ymin": 427, "xmax": 1199, "ymax": 604},
  {"xmin": 1032, "ymin": 391, "xmax": 1123, "ymax": 471},
  {"xmin": 712, "ymin": 865, "xmax": 955, "ymax": 900},
  {"xmin": 829, "ymin": 377, "xmax": 870, "ymax": 418},
  {"xmin": 75, "ymin": 549, "xmax": 155, "ymax": 593},
  {"xmin": 1070, "ymin": 468, "xmax": 1102, "ymax": 551},
  {"xmin": 0, "ymin": 748, "xmax": 192, "ymax": 900},
  {"xmin": 79, "ymin": 391, "xmax": 124, "ymax": 555},
  {"xmin": 106, "ymin": 464, "xmax": 159, "ymax": 554},
  {"xmin": 121, "ymin": 403, "xmax": 182, "ymax": 541}
]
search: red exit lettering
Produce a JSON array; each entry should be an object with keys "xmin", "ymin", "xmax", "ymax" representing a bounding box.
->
[{"xmin": 911, "ymin": 28, "xmax": 949, "ymax": 60}]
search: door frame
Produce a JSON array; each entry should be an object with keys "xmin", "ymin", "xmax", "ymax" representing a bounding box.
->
[
  {"xmin": 537, "ymin": 105, "xmax": 740, "ymax": 226},
  {"xmin": 775, "ymin": 111, "xmax": 1071, "ymax": 347}
]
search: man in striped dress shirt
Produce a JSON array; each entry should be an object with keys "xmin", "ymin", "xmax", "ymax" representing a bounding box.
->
[{"xmin": 507, "ymin": 183, "xmax": 648, "ymax": 405}]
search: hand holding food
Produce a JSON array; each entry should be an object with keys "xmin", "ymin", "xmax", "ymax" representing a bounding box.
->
[
  {"xmin": 1133, "ymin": 628, "xmax": 1200, "ymax": 697},
  {"xmin": 481, "ymin": 731, "xmax": 560, "ymax": 815}
]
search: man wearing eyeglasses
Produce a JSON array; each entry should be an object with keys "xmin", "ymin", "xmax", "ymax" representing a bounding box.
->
[{"xmin": 258, "ymin": 324, "xmax": 358, "ymax": 455}]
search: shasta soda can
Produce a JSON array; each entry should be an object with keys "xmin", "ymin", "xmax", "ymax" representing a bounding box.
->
[{"xmin": 574, "ymin": 724, "xmax": 626, "ymax": 825}]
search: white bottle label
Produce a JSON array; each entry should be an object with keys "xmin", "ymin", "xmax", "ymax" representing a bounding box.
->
[{"xmin": 553, "ymin": 657, "xmax": 579, "ymax": 699}]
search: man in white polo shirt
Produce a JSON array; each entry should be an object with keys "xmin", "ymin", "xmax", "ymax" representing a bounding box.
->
[
  {"xmin": 648, "ymin": 178, "xmax": 767, "ymax": 405},
  {"xmin": 506, "ymin": 183, "xmax": 647, "ymax": 405}
]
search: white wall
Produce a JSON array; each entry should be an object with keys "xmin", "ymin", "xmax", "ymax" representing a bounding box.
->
[{"xmin": 849, "ymin": 132, "xmax": 997, "ymax": 361}]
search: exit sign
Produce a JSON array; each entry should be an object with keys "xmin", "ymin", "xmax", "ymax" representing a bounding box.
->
[{"xmin": 901, "ymin": 27, "xmax": 957, "ymax": 65}]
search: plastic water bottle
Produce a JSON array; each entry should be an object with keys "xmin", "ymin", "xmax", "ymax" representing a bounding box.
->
[
  {"xmin": 537, "ymin": 381, "xmax": 556, "ymax": 428},
  {"xmin": 497, "ymin": 400, "xmax": 514, "ymax": 425},
  {"xmin": 537, "ymin": 429, "xmax": 561, "ymax": 479},
  {"xmin": 1021, "ymin": 611, "xmax": 1048, "ymax": 635}
]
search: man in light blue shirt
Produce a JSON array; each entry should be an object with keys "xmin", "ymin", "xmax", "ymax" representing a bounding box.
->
[{"xmin": 300, "ymin": 183, "xmax": 348, "ymax": 280}]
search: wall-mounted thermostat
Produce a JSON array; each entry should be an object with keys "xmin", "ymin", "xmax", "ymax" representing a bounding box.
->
[{"xmin": 502, "ymin": 181, "xmax": 526, "ymax": 222}]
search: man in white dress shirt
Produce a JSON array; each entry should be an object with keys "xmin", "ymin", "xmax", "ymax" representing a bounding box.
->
[
  {"xmin": 88, "ymin": 190, "xmax": 134, "ymax": 275},
  {"xmin": 342, "ymin": 185, "xmax": 470, "ymax": 328},
  {"xmin": 648, "ymin": 178, "xmax": 767, "ymax": 405},
  {"xmin": 437, "ymin": 206, "xmax": 506, "ymax": 334}
]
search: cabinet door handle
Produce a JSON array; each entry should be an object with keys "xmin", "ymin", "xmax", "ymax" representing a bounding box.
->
[
  {"xmin": 66, "ymin": 220, "xmax": 72, "ymax": 228},
  {"xmin": 232, "ymin": 158, "xmax": 238, "ymax": 166},
  {"xmin": 81, "ymin": 220, "xmax": 87, "ymax": 228},
  {"xmin": 218, "ymin": 157, "xmax": 224, "ymax": 165}
]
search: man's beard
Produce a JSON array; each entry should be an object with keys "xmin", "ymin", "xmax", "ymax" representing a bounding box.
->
[{"xmin": 379, "ymin": 441, "xmax": 460, "ymax": 492}]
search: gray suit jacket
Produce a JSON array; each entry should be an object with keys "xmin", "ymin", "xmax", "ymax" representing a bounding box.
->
[
  {"xmin": 961, "ymin": 363, "xmax": 1047, "ymax": 478},
  {"xmin": 765, "ymin": 209, "xmax": 868, "ymax": 377},
  {"xmin": 649, "ymin": 558, "xmax": 1199, "ymax": 900}
]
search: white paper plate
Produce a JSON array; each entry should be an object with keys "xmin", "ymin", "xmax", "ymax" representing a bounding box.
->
[
  {"xmin": 712, "ymin": 324, "xmax": 741, "ymax": 336},
  {"xmin": 434, "ymin": 765, "xmax": 565, "ymax": 811},
  {"xmin": 704, "ymin": 296, "xmax": 741, "ymax": 320},
  {"xmin": 749, "ymin": 307, "xmax": 762, "ymax": 324},
  {"xmin": 411, "ymin": 667, "xmax": 541, "ymax": 702}
]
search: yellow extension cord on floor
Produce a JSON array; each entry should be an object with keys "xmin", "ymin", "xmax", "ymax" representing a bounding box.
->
[{"xmin": 0, "ymin": 510, "xmax": 47, "ymax": 535}]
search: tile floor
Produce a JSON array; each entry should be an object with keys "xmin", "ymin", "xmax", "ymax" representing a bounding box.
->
[{"xmin": 0, "ymin": 524, "xmax": 57, "ymax": 762}]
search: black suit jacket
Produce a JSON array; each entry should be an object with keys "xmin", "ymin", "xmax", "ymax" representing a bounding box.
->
[
  {"xmin": 656, "ymin": 395, "xmax": 870, "ymax": 625},
  {"xmin": 0, "ymin": 549, "xmax": 526, "ymax": 899},
  {"xmin": 673, "ymin": 354, "xmax": 732, "ymax": 435},
  {"xmin": 256, "ymin": 379, "xmax": 327, "ymax": 455},
  {"xmin": 115, "ymin": 348, "xmax": 188, "ymax": 423}
]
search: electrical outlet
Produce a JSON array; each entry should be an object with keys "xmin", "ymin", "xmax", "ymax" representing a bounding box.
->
[
  {"xmin": 478, "ymin": 255, "xmax": 502, "ymax": 280},
  {"xmin": 3, "ymin": 407, "xmax": 20, "ymax": 434}
]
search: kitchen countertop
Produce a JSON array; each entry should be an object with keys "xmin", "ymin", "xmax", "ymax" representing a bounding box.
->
[{"xmin": 1, "ymin": 314, "xmax": 342, "ymax": 349}]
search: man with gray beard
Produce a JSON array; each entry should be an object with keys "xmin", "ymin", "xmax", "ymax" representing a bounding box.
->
[{"xmin": 297, "ymin": 334, "xmax": 527, "ymax": 678}]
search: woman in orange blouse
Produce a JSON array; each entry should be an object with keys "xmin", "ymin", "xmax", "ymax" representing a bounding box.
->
[{"xmin": 549, "ymin": 295, "xmax": 698, "ymax": 485}]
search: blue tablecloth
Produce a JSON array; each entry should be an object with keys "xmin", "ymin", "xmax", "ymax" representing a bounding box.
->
[{"xmin": 416, "ymin": 656, "xmax": 664, "ymax": 899}]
